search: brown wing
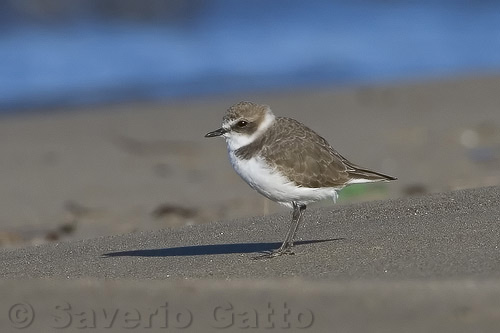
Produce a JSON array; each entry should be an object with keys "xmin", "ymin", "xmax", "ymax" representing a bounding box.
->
[
  {"xmin": 235, "ymin": 117, "xmax": 396, "ymax": 188},
  {"xmin": 257, "ymin": 117, "xmax": 352, "ymax": 188}
]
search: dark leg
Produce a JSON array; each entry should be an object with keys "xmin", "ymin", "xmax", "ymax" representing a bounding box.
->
[
  {"xmin": 288, "ymin": 203, "xmax": 306, "ymax": 248},
  {"xmin": 253, "ymin": 202, "xmax": 307, "ymax": 259}
]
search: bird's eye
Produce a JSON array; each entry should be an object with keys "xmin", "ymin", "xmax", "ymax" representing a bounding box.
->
[{"xmin": 237, "ymin": 120, "xmax": 248, "ymax": 128}]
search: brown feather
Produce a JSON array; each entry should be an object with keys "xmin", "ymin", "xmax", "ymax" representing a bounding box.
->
[
  {"xmin": 236, "ymin": 117, "xmax": 396, "ymax": 188},
  {"xmin": 236, "ymin": 117, "xmax": 356, "ymax": 188}
]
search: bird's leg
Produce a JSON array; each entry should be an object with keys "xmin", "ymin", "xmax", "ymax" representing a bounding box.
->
[
  {"xmin": 253, "ymin": 202, "xmax": 306, "ymax": 259},
  {"xmin": 288, "ymin": 203, "xmax": 306, "ymax": 248}
]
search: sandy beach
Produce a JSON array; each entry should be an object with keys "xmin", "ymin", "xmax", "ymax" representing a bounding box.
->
[
  {"xmin": 1, "ymin": 186, "xmax": 500, "ymax": 332},
  {"xmin": 0, "ymin": 74, "xmax": 499, "ymax": 248},
  {"xmin": 2, "ymin": 185, "xmax": 499, "ymax": 279},
  {"xmin": 1, "ymin": 74, "xmax": 500, "ymax": 331}
]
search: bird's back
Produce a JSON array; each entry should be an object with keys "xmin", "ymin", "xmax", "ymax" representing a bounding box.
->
[{"xmin": 235, "ymin": 117, "xmax": 395, "ymax": 189}]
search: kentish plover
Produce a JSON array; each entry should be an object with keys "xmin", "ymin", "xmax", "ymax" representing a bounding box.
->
[{"xmin": 205, "ymin": 101, "xmax": 396, "ymax": 258}]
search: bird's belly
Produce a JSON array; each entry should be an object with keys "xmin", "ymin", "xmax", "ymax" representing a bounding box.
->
[{"xmin": 228, "ymin": 153, "xmax": 337, "ymax": 205}]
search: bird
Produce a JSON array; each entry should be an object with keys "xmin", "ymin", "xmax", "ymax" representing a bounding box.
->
[{"xmin": 205, "ymin": 101, "xmax": 397, "ymax": 258}]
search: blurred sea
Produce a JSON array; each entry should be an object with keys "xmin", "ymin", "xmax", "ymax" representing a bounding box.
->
[{"xmin": 1, "ymin": 0, "xmax": 500, "ymax": 112}]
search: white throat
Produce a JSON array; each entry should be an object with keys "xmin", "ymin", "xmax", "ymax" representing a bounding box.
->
[{"xmin": 224, "ymin": 112, "xmax": 276, "ymax": 151}]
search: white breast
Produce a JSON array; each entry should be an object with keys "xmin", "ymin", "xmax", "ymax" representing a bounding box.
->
[{"xmin": 228, "ymin": 151, "xmax": 339, "ymax": 207}]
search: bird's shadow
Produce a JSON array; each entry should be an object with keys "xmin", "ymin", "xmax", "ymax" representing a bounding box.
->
[{"xmin": 102, "ymin": 238, "xmax": 343, "ymax": 258}]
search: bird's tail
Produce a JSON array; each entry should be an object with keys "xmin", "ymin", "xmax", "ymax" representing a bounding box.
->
[{"xmin": 347, "ymin": 167, "xmax": 397, "ymax": 182}]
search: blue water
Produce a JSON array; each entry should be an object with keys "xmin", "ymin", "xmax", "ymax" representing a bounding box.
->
[{"xmin": 1, "ymin": 0, "xmax": 500, "ymax": 111}]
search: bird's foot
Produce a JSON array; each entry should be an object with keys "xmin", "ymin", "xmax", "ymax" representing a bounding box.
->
[{"xmin": 251, "ymin": 247, "xmax": 295, "ymax": 260}]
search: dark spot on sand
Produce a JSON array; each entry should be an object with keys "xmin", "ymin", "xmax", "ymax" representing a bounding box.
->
[{"xmin": 152, "ymin": 204, "xmax": 198, "ymax": 219}]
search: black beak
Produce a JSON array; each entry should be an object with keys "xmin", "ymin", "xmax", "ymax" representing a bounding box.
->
[{"xmin": 205, "ymin": 127, "xmax": 227, "ymax": 138}]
